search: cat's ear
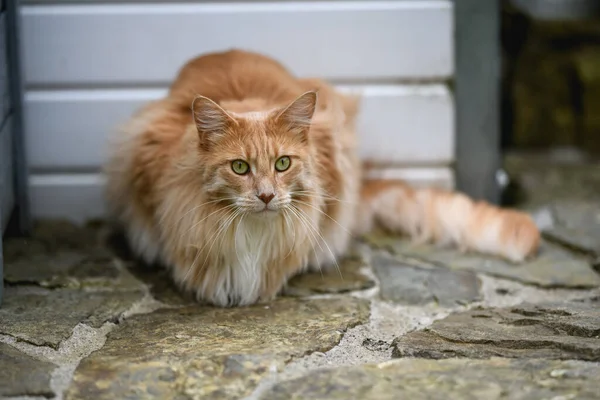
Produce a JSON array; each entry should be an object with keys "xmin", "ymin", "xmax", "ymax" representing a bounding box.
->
[
  {"xmin": 275, "ymin": 91, "xmax": 317, "ymax": 136},
  {"xmin": 191, "ymin": 95, "xmax": 236, "ymax": 147}
]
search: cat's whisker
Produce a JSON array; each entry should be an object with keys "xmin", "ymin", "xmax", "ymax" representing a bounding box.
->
[
  {"xmin": 163, "ymin": 197, "xmax": 238, "ymax": 227},
  {"xmin": 187, "ymin": 208, "xmax": 241, "ymax": 284},
  {"xmin": 216, "ymin": 211, "xmax": 248, "ymax": 290},
  {"xmin": 183, "ymin": 207, "xmax": 238, "ymax": 282},
  {"xmin": 291, "ymin": 190, "xmax": 356, "ymax": 205},
  {"xmin": 233, "ymin": 212, "xmax": 247, "ymax": 267},
  {"xmin": 181, "ymin": 209, "xmax": 234, "ymax": 282},
  {"xmin": 292, "ymin": 199, "xmax": 353, "ymax": 237},
  {"xmin": 282, "ymin": 208, "xmax": 296, "ymax": 260},
  {"xmin": 291, "ymin": 190, "xmax": 340, "ymax": 200},
  {"xmin": 289, "ymin": 205, "xmax": 326, "ymax": 277},
  {"xmin": 181, "ymin": 209, "xmax": 231, "ymax": 284},
  {"xmin": 184, "ymin": 203, "xmax": 238, "ymax": 237},
  {"xmin": 184, "ymin": 206, "xmax": 233, "ymax": 252},
  {"xmin": 285, "ymin": 205, "xmax": 323, "ymax": 277},
  {"xmin": 291, "ymin": 204, "xmax": 343, "ymax": 281},
  {"xmin": 286, "ymin": 204, "xmax": 322, "ymax": 253}
]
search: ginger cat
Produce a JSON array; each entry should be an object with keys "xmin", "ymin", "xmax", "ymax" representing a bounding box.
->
[{"xmin": 105, "ymin": 49, "xmax": 540, "ymax": 307}]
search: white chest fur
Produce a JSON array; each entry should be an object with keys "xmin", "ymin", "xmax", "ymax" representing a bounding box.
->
[{"xmin": 201, "ymin": 213, "xmax": 307, "ymax": 306}]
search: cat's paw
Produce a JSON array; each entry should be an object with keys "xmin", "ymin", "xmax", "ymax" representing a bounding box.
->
[{"xmin": 257, "ymin": 293, "xmax": 278, "ymax": 305}]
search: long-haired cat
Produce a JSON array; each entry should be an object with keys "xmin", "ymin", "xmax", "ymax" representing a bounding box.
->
[{"xmin": 105, "ymin": 49, "xmax": 540, "ymax": 307}]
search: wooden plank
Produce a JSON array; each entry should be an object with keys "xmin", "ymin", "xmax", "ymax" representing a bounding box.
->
[
  {"xmin": 21, "ymin": 1, "xmax": 453, "ymax": 86},
  {"xmin": 29, "ymin": 167, "xmax": 454, "ymax": 222},
  {"xmin": 351, "ymin": 85, "xmax": 454, "ymax": 167},
  {"xmin": 365, "ymin": 166, "xmax": 454, "ymax": 190},
  {"xmin": 29, "ymin": 173, "xmax": 106, "ymax": 222},
  {"xmin": 25, "ymin": 84, "xmax": 454, "ymax": 170}
]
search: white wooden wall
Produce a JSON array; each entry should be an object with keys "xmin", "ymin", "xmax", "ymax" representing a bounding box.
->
[{"xmin": 20, "ymin": 0, "xmax": 455, "ymax": 222}]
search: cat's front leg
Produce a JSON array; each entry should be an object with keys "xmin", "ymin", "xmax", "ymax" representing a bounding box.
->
[
  {"xmin": 258, "ymin": 261, "xmax": 301, "ymax": 303},
  {"xmin": 258, "ymin": 270, "xmax": 287, "ymax": 303}
]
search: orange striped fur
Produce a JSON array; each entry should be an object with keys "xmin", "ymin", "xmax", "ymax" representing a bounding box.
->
[
  {"xmin": 360, "ymin": 180, "xmax": 539, "ymax": 262},
  {"xmin": 105, "ymin": 50, "xmax": 540, "ymax": 307}
]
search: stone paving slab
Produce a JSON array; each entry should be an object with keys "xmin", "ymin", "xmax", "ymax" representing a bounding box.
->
[
  {"xmin": 284, "ymin": 256, "xmax": 375, "ymax": 297},
  {"xmin": 258, "ymin": 358, "xmax": 600, "ymax": 400},
  {"xmin": 5, "ymin": 250, "xmax": 115, "ymax": 286},
  {"xmin": 365, "ymin": 233, "xmax": 600, "ymax": 288},
  {"xmin": 4, "ymin": 250, "xmax": 145, "ymax": 291},
  {"xmin": 1, "ymin": 225, "xmax": 147, "ymax": 350},
  {"xmin": 3, "ymin": 220, "xmax": 102, "ymax": 258},
  {"xmin": 1, "ymin": 166, "xmax": 600, "ymax": 400},
  {"xmin": 393, "ymin": 298, "xmax": 600, "ymax": 361},
  {"xmin": 540, "ymin": 201, "xmax": 600, "ymax": 256},
  {"xmin": 3, "ymin": 220, "xmax": 144, "ymax": 292},
  {"xmin": 0, "ymin": 342, "xmax": 55, "ymax": 398},
  {"xmin": 126, "ymin": 254, "xmax": 376, "ymax": 306},
  {"xmin": 65, "ymin": 297, "xmax": 369, "ymax": 400},
  {"xmin": 371, "ymin": 253, "xmax": 482, "ymax": 306},
  {"xmin": 0, "ymin": 286, "xmax": 144, "ymax": 348},
  {"xmin": 126, "ymin": 262, "xmax": 196, "ymax": 306},
  {"xmin": 503, "ymin": 152, "xmax": 600, "ymax": 209}
]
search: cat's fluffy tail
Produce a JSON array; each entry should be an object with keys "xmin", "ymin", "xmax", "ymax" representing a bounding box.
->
[{"xmin": 356, "ymin": 179, "xmax": 540, "ymax": 262}]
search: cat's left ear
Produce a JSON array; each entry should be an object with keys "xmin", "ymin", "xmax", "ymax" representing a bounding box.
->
[{"xmin": 275, "ymin": 91, "xmax": 317, "ymax": 138}]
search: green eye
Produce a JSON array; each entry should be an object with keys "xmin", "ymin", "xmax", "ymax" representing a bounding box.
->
[
  {"xmin": 231, "ymin": 160, "xmax": 250, "ymax": 175},
  {"xmin": 275, "ymin": 156, "xmax": 291, "ymax": 172}
]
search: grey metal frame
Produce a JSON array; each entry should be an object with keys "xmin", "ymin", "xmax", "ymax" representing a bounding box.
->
[
  {"xmin": 455, "ymin": 0, "xmax": 502, "ymax": 204},
  {"xmin": 1, "ymin": 0, "xmax": 30, "ymax": 304},
  {"xmin": 7, "ymin": 0, "xmax": 29, "ymax": 233}
]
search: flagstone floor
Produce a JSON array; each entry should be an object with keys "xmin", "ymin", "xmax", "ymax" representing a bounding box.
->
[{"xmin": 1, "ymin": 151, "xmax": 599, "ymax": 400}]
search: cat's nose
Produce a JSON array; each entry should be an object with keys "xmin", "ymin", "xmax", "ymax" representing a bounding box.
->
[{"xmin": 257, "ymin": 193, "xmax": 275, "ymax": 204}]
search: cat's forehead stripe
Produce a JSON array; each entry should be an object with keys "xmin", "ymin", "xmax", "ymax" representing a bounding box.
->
[{"xmin": 245, "ymin": 141, "xmax": 280, "ymax": 165}]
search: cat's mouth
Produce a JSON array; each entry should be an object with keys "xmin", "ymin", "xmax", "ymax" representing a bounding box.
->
[
  {"xmin": 252, "ymin": 206, "xmax": 280, "ymax": 216},
  {"xmin": 257, "ymin": 208, "xmax": 278, "ymax": 214},
  {"xmin": 244, "ymin": 200, "xmax": 289, "ymax": 215}
]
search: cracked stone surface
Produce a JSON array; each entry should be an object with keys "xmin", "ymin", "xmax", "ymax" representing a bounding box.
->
[
  {"xmin": 128, "ymin": 248, "xmax": 376, "ymax": 305},
  {"xmin": 257, "ymin": 358, "xmax": 600, "ymax": 400},
  {"xmin": 0, "ymin": 286, "xmax": 144, "ymax": 348},
  {"xmin": 284, "ymin": 255, "xmax": 375, "ymax": 297},
  {"xmin": 127, "ymin": 262, "xmax": 196, "ymax": 306},
  {"xmin": 0, "ymin": 342, "xmax": 55, "ymax": 398},
  {"xmin": 392, "ymin": 299, "xmax": 600, "ymax": 361},
  {"xmin": 371, "ymin": 253, "xmax": 482, "ymax": 306},
  {"xmin": 1, "ymin": 153, "xmax": 600, "ymax": 399},
  {"xmin": 365, "ymin": 234, "xmax": 600, "ymax": 288},
  {"xmin": 503, "ymin": 151, "xmax": 600, "ymax": 209},
  {"xmin": 3, "ymin": 220, "xmax": 102, "ymax": 259},
  {"xmin": 65, "ymin": 298, "xmax": 369, "ymax": 400},
  {"xmin": 540, "ymin": 201, "xmax": 600, "ymax": 256},
  {"xmin": 0, "ymin": 222, "xmax": 147, "ymax": 349},
  {"xmin": 4, "ymin": 250, "xmax": 145, "ymax": 290},
  {"xmin": 4, "ymin": 221, "xmax": 144, "ymax": 291}
]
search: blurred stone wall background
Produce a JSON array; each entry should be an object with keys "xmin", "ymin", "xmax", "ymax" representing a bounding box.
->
[{"xmin": 502, "ymin": 0, "xmax": 600, "ymax": 155}]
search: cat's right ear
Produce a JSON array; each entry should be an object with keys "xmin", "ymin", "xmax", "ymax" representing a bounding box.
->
[{"xmin": 191, "ymin": 95, "xmax": 235, "ymax": 148}]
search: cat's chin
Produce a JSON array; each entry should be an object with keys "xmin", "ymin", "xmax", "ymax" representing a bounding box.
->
[{"xmin": 249, "ymin": 209, "xmax": 280, "ymax": 218}]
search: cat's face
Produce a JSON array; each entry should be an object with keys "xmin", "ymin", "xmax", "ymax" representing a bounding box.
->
[{"xmin": 193, "ymin": 92, "xmax": 317, "ymax": 215}]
